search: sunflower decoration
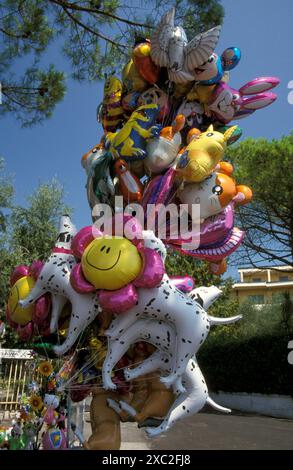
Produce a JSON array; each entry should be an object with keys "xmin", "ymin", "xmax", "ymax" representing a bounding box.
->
[
  {"xmin": 38, "ymin": 360, "xmax": 53, "ymax": 378},
  {"xmin": 29, "ymin": 394, "xmax": 43, "ymax": 412}
]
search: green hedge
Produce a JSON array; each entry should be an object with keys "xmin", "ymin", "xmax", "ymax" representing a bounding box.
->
[{"xmin": 198, "ymin": 334, "xmax": 293, "ymax": 396}]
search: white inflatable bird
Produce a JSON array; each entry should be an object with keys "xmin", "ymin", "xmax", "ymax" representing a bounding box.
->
[{"xmin": 151, "ymin": 8, "xmax": 221, "ymax": 84}]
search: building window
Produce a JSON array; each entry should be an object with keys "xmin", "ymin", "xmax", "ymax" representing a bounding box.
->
[
  {"xmin": 252, "ymin": 278, "xmax": 262, "ymax": 283},
  {"xmin": 279, "ymin": 276, "xmax": 289, "ymax": 282},
  {"xmin": 248, "ymin": 295, "xmax": 265, "ymax": 304}
]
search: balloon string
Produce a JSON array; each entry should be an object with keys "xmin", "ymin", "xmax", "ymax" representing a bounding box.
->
[
  {"xmin": 60, "ymin": 349, "xmax": 107, "ymax": 388},
  {"xmin": 63, "ymin": 372, "xmax": 163, "ymax": 392},
  {"xmin": 62, "ymin": 354, "xmax": 165, "ymax": 391},
  {"xmin": 34, "ymin": 325, "xmax": 51, "ymax": 363}
]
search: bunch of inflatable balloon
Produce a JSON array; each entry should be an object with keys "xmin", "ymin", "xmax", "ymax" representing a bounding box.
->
[
  {"xmin": 5, "ymin": 8, "xmax": 280, "ymax": 449},
  {"xmin": 83, "ymin": 7, "xmax": 280, "ymax": 275}
]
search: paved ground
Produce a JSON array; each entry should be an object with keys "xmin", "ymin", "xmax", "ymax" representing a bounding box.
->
[{"xmin": 84, "ymin": 411, "xmax": 293, "ymax": 450}]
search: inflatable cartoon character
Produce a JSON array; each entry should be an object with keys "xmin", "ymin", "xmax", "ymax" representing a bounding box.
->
[
  {"xmin": 138, "ymin": 87, "xmax": 170, "ymax": 122},
  {"xmin": 191, "ymin": 47, "xmax": 241, "ymax": 85},
  {"xmin": 178, "ymin": 161, "xmax": 253, "ymax": 221},
  {"xmin": 98, "ymin": 76, "xmax": 124, "ymax": 134},
  {"xmin": 176, "ymin": 125, "xmax": 237, "ymax": 183},
  {"xmin": 208, "ymin": 77, "xmax": 280, "ymax": 124},
  {"xmin": 145, "ymin": 114, "xmax": 185, "ymax": 174},
  {"xmin": 106, "ymin": 104, "xmax": 161, "ymax": 161},
  {"xmin": 150, "ymin": 7, "xmax": 221, "ymax": 84}
]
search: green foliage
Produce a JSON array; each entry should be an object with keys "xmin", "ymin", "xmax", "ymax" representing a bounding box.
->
[
  {"xmin": 10, "ymin": 179, "xmax": 71, "ymax": 261},
  {"xmin": 0, "ymin": 157, "xmax": 13, "ymax": 231},
  {"xmin": 199, "ymin": 334, "xmax": 292, "ymax": 395},
  {"xmin": 226, "ymin": 132, "xmax": 293, "ymax": 267},
  {"xmin": 0, "ymin": 165, "xmax": 70, "ymax": 347},
  {"xmin": 280, "ymin": 292, "xmax": 293, "ymax": 333},
  {"xmin": 1, "ymin": 66, "xmax": 66, "ymax": 126},
  {"xmin": 199, "ymin": 300, "xmax": 293, "ymax": 395},
  {"xmin": 0, "ymin": 0, "xmax": 224, "ymax": 125}
]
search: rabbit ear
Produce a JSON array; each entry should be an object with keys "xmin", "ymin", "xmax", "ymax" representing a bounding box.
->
[
  {"xmin": 233, "ymin": 185, "xmax": 253, "ymax": 205},
  {"xmin": 239, "ymin": 77, "xmax": 280, "ymax": 95},
  {"xmin": 233, "ymin": 108, "xmax": 255, "ymax": 120},
  {"xmin": 241, "ymin": 92, "xmax": 277, "ymax": 110}
]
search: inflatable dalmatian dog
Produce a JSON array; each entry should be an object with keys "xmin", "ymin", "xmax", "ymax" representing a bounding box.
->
[
  {"xmin": 18, "ymin": 215, "xmax": 102, "ymax": 356},
  {"xmin": 109, "ymin": 353, "xmax": 230, "ymax": 437},
  {"xmin": 104, "ymin": 284, "xmax": 242, "ymax": 391},
  {"xmin": 106, "ymin": 309, "xmax": 239, "ymax": 436}
]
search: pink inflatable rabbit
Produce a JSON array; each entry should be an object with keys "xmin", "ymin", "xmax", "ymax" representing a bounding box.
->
[{"xmin": 208, "ymin": 76, "xmax": 280, "ymax": 123}]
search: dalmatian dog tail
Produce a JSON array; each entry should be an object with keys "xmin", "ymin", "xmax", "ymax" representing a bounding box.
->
[
  {"xmin": 208, "ymin": 314, "xmax": 242, "ymax": 326},
  {"xmin": 206, "ymin": 396, "xmax": 231, "ymax": 414}
]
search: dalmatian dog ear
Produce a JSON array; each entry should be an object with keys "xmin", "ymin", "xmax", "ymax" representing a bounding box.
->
[
  {"xmin": 189, "ymin": 286, "xmax": 222, "ymax": 310},
  {"xmin": 142, "ymin": 230, "xmax": 167, "ymax": 262}
]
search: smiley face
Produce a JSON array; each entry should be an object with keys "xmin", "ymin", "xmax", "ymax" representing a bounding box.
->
[
  {"xmin": 81, "ymin": 237, "xmax": 143, "ymax": 290},
  {"xmin": 8, "ymin": 276, "xmax": 35, "ymax": 325}
]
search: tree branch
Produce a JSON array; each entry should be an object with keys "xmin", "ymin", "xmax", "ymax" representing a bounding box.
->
[
  {"xmin": 59, "ymin": 4, "xmax": 128, "ymax": 53},
  {"xmin": 48, "ymin": 0, "xmax": 153, "ymax": 29},
  {"xmin": 0, "ymin": 27, "xmax": 25, "ymax": 39}
]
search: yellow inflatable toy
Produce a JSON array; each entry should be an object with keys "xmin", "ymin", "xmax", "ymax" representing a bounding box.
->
[
  {"xmin": 122, "ymin": 59, "xmax": 148, "ymax": 93},
  {"xmin": 176, "ymin": 124, "xmax": 237, "ymax": 183},
  {"xmin": 81, "ymin": 237, "xmax": 142, "ymax": 290},
  {"xmin": 8, "ymin": 276, "xmax": 36, "ymax": 325}
]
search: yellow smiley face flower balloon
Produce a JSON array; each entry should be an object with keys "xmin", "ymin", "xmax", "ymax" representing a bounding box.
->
[
  {"xmin": 81, "ymin": 237, "xmax": 142, "ymax": 290},
  {"xmin": 8, "ymin": 276, "xmax": 36, "ymax": 325}
]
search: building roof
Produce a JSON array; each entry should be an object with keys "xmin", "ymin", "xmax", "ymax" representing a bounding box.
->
[
  {"xmin": 233, "ymin": 280, "xmax": 293, "ymax": 290},
  {"xmin": 238, "ymin": 265, "xmax": 293, "ymax": 274}
]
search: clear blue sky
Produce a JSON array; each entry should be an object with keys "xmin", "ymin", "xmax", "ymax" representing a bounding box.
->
[{"xmin": 1, "ymin": 0, "xmax": 292, "ymax": 280}]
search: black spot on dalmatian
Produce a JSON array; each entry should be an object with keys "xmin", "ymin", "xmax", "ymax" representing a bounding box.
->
[
  {"xmin": 146, "ymin": 298, "xmax": 156, "ymax": 307},
  {"xmin": 192, "ymin": 294, "xmax": 204, "ymax": 307},
  {"xmin": 57, "ymin": 261, "xmax": 67, "ymax": 267}
]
